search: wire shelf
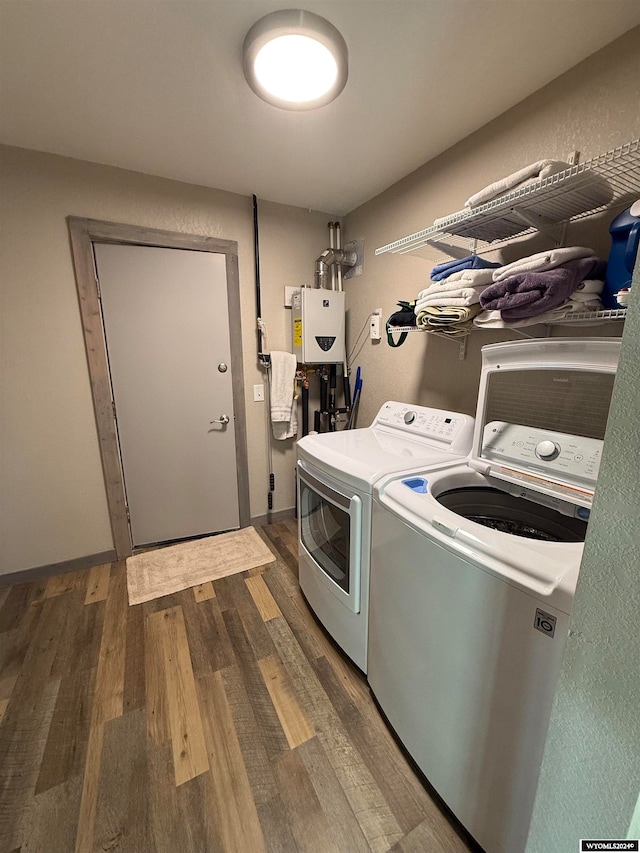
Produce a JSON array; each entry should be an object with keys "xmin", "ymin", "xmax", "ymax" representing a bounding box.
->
[
  {"xmin": 376, "ymin": 139, "xmax": 640, "ymax": 262},
  {"xmin": 386, "ymin": 325, "xmax": 424, "ymax": 333},
  {"xmin": 552, "ymin": 307, "xmax": 628, "ymax": 324},
  {"xmin": 386, "ymin": 308, "xmax": 627, "ymax": 335}
]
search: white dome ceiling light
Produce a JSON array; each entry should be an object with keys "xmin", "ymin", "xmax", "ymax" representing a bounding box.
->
[{"xmin": 243, "ymin": 9, "xmax": 348, "ymax": 110}]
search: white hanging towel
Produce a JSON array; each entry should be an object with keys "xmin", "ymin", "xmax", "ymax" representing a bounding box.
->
[{"xmin": 269, "ymin": 351, "xmax": 298, "ymax": 440}]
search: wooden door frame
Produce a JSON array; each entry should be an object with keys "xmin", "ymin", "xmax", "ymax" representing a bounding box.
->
[{"xmin": 67, "ymin": 216, "xmax": 251, "ymax": 559}]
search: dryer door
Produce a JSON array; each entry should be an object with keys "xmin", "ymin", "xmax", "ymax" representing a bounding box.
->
[{"xmin": 298, "ymin": 464, "xmax": 362, "ymax": 613}]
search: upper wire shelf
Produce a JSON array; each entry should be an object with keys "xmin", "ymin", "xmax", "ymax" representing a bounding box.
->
[{"xmin": 375, "ymin": 139, "xmax": 640, "ymax": 262}]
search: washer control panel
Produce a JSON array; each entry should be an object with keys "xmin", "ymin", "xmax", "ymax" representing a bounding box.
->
[
  {"xmin": 375, "ymin": 401, "xmax": 467, "ymax": 443},
  {"xmin": 482, "ymin": 421, "xmax": 603, "ymax": 486},
  {"xmin": 535, "ymin": 440, "xmax": 560, "ymax": 461}
]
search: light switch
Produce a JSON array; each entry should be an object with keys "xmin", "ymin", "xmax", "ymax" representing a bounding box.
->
[
  {"xmin": 370, "ymin": 314, "xmax": 381, "ymax": 340},
  {"xmin": 253, "ymin": 384, "xmax": 265, "ymax": 402}
]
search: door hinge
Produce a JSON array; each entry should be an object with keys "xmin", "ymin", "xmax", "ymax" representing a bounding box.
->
[
  {"xmin": 125, "ymin": 505, "xmax": 131, "ymax": 522},
  {"xmin": 112, "ymin": 400, "xmax": 117, "ymax": 419},
  {"xmin": 95, "ymin": 275, "xmax": 101, "ymax": 299}
]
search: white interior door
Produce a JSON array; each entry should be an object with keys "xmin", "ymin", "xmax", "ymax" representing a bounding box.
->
[{"xmin": 94, "ymin": 243, "xmax": 240, "ymax": 547}]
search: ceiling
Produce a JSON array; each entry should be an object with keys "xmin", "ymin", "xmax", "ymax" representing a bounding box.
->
[{"xmin": 1, "ymin": 1, "xmax": 639, "ymax": 215}]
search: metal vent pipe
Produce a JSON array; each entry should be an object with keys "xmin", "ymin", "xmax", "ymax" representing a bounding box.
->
[{"xmin": 314, "ymin": 240, "xmax": 357, "ymax": 289}]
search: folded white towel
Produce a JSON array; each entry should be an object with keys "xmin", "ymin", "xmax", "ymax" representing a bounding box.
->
[
  {"xmin": 473, "ymin": 310, "xmax": 507, "ymax": 328},
  {"xmin": 464, "ymin": 160, "xmax": 570, "ymax": 208},
  {"xmin": 418, "ymin": 269, "xmax": 495, "ymax": 302},
  {"xmin": 417, "ymin": 282, "xmax": 486, "ymax": 298},
  {"xmin": 492, "ymin": 247, "xmax": 596, "ymax": 282},
  {"xmin": 417, "ymin": 286, "xmax": 485, "ymax": 303},
  {"xmin": 269, "ymin": 351, "xmax": 298, "ymax": 440},
  {"xmin": 473, "ymin": 308, "xmax": 567, "ymax": 328},
  {"xmin": 424, "ymin": 267, "xmax": 497, "ymax": 291},
  {"xmin": 473, "ymin": 296, "xmax": 603, "ymax": 328},
  {"xmin": 416, "ymin": 289, "xmax": 483, "ymax": 309},
  {"xmin": 447, "ymin": 267, "xmax": 498, "ymax": 286}
]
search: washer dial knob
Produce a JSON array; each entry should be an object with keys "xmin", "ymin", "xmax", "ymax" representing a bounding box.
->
[
  {"xmin": 404, "ymin": 411, "xmax": 416, "ymax": 424},
  {"xmin": 536, "ymin": 439, "xmax": 560, "ymax": 461}
]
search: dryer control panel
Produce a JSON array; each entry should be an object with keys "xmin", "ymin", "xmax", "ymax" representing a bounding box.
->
[
  {"xmin": 482, "ymin": 421, "xmax": 603, "ymax": 488},
  {"xmin": 374, "ymin": 401, "xmax": 472, "ymax": 446}
]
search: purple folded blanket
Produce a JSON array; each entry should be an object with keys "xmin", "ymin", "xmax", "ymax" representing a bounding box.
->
[{"xmin": 479, "ymin": 257, "xmax": 606, "ymax": 321}]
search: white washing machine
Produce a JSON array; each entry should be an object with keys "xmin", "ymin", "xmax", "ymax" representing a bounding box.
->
[
  {"xmin": 368, "ymin": 338, "xmax": 621, "ymax": 853},
  {"xmin": 296, "ymin": 401, "xmax": 475, "ymax": 672}
]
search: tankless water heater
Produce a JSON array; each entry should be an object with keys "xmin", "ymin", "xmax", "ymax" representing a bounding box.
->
[{"xmin": 291, "ymin": 288, "xmax": 345, "ymax": 364}]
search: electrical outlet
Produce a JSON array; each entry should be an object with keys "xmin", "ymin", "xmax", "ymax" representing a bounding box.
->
[
  {"xmin": 284, "ymin": 286, "xmax": 301, "ymax": 307},
  {"xmin": 370, "ymin": 314, "xmax": 381, "ymax": 340},
  {"xmin": 253, "ymin": 384, "xmax": 264, "ymax": 402}
]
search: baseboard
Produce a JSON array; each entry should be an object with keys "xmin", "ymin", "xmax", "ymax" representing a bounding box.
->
[
  {"xmin": 0, "ymin": 517, "xmax": 297, "ymax": 586},
  {"xmin": 0, "ymin": 549, "xmax": 117, "ymax": 587},
  {"xmin": 251, "ymin": 507, "xmax": 295, "ymax": 528}
]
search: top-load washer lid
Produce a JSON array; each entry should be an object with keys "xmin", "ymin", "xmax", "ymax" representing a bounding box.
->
[
  {"xmin": 296, "ymin": 401, "xmax": 475, "ymax": 491},
  {"xmin": 468, "ymin": 338, "xmax": 620, "ymax": 509},
  {"xmin": 375, "ymin": 463, "xmax": 585, "ymax": 612}
]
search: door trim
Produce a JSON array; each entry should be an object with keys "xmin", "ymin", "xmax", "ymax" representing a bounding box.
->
[{"xmin": 67, "ymin": 216, "xmax": 250, "ymax": 558}]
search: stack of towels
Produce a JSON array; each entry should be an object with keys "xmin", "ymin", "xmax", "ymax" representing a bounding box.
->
[
  {"xmin": 414, "ymin": 248, "xmax": 607, "ymax": 335},
  {"xmin": 415, "ymin": 255, "xmax": 500, "ymax": 336},
  {"xmin": 475, "ymin": 246, "xmax": 606, "ymax": 328}
]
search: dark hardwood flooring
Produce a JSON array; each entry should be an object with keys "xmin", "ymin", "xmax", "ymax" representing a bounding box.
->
[{"xmin": 0, "ymin": 518, "xmax": 472, "ymax": 852}]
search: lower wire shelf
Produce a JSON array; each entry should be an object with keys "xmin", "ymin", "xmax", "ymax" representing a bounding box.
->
[{"xmin": 386, "ymin": 307, "xmax": 627, "ymax": 359}]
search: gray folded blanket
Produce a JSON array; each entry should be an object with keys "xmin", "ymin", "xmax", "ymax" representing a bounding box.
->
[{"xmin": 479, "ymin": 257, "xmax": 606, "ymax": 321}]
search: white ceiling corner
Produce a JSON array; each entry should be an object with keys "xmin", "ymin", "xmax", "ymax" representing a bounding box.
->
[{"xmin": 1, "ymin": 0, "xmax": 639, "ymax": 215}]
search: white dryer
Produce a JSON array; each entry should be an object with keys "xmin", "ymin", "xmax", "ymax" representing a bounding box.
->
[
  {"xmin": 368, "ymin": 338, "xmax": 621, "ymax": 853},
  {"xmin": 296, "ymin": 401, "xmax": 475, "ymax": 672}
]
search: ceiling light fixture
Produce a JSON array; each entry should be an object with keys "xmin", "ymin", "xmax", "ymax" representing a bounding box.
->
[{"xmin": 243, "ymin": 9, "xmax": 348, "ymax": 110}]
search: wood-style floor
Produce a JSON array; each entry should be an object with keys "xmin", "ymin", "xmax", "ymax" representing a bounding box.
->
[{"xmin": 0, "ymin": 518, "xmax": 473, "ymax": 853}]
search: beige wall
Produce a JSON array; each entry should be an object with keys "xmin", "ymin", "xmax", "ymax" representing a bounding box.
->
[
  {"xmin": 0, "ymin": 147, "xmax": 332, "ymax": 573},
  {"xmin": 342, "ymin": 26, "xmax": 640, "ymax": 428},
  {"xmin": 1, "ymin": 26, "xmax": 638, "ymax": 576},
  {"xmin": 339, "ymin": 26, "xmax": 640, "ymax": 851},
  {"xmin": 526, "ymin": 256, "xmax": 640, "ymax": 853}
]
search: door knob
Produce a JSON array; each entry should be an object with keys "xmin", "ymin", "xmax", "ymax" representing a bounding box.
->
[
  {"xmin": 210, "ymin": 414, "xmax": 230, "ymax": 425},
  {"xmin": 218, "ymin": 363, "xmax": 228, "ymax": 373}
]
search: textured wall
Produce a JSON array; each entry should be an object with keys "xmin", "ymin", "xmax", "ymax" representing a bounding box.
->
[
  {"xmin": 342, "ymin": 27, "xmax": 640, "ymax": 429},
  {"xmin": 630, "ymin": 794, "xmax": 640, "ymax": 839},
  {"xmin": 2, "ymin": 26, "xmax": 639, "ymax": 580},
  {"xmin": 339, "ymin": 26, "xmax": 640, "ymax": 848},
  {"xmin": 0, "ymin": 147, "xmax": 332, "ymax": 573},
  {"xmin": 526, "ymin": 262, "xmax": 640, "ymax": 849}
]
